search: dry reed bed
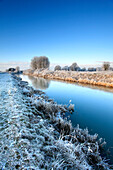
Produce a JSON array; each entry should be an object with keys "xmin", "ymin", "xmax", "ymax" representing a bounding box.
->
[{"xmin": 24, "ymin": 69, "xmax": 113, "ymax": 88}]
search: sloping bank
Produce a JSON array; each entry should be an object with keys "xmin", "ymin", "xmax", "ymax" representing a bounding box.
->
[
  {"xmin": 23, "ymin": 69, "xmax": 113, "ymax": 88},
  {"xmin": 0, "ymin": 74, "xmax": 112, "ymax": 169}
]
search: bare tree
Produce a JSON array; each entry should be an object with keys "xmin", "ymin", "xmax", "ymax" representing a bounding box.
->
[
  {"xmin": 31, "ymin": 56, "xmax": 50, "ymax": 70},
  {"xmin": 102, "ymin": 62, "xmax": 110, "ymax": 71},
  {"xmin": 31, "ymin": 57, "xmax": 39, "ymax": 70},
  {"xmin": 54, "ymin": 65, "xmax": 61, "ymax": 71}
]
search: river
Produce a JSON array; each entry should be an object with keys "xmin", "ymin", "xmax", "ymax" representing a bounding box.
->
[{"xmin": 19, "ymin": 74, "xmax": 113, "ymax": 163}]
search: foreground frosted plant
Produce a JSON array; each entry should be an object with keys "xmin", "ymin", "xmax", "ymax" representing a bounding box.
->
[{"xmin": 0, "ymin": 74, "xmax": 111, "ymax": 169}]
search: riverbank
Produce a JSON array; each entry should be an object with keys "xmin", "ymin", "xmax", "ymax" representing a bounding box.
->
[
  {"xmin": 23, "ymin": 69, "xmax": 113, "ymax": 88},
  {"xmin": 0, "ymin": 73, "xmax": 112, "ymax": 169}
]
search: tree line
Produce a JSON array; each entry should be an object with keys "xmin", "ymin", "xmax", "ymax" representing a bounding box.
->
[{"xmin": 31, "ymin": 56, "xmax": 112, "ymax": 71}]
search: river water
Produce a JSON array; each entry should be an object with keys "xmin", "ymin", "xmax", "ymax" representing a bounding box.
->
[{"xmin": 19, "ymin": 74, "xmax": 113, "ymax": 163}]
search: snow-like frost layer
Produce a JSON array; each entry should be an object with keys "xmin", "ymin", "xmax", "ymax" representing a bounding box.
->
[{"xmin": 0, "ymin": 73, "xmax": 112, "ymax": 169}]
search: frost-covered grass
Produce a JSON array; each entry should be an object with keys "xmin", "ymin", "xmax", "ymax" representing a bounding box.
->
[{"xmin": 0, "ymin": 74, "xmax": 112, "ymax": 169}]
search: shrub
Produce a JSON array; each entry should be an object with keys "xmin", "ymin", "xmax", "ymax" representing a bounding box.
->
[
  {"xmin": 62, "ymin": 66, "xmax": 69, "ymax": 71},
  {"xmin": 54, "ymin": 65, "xmax": 61, "ymax": 71},
  {"xmin": 31, "ymin": 56, "xmax": 50, "ymax": 70},
  {"xmin": 81, "ymin": 67, "xmax": 86, "ymax": 71},
  {"xmin": 88, "ymin": 68, "xmax": 96, "ymax": 72},
  {"xmin": 70, "ymin": 62, "xmax": 78, "ymax": 71},
  {"xmin": 102, "ymin": 62, "xmax": 110, "ymax": 71}
]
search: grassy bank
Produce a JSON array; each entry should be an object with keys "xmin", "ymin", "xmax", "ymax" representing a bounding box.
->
[
  {"xmin": 23, "ymin": 69, "xmax": 113, "ymax": 88},
  {"xmin": 2, "ymin": 74, "xmax": 111, "ymax": 169}
]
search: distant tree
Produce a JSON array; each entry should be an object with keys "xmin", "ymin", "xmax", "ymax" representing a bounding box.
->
[
  {"xmin": 31, "ymin": 56, "xmax": 50, "ymax": 70},
  {"xmin": 96, "ymin": 67, "xmax": 102, "ymax": 71},
  {"xmin": 81, "ymin": 67, "xmax": 86, "ymax": 71},
  {"xmin": 102, "ymin": 62, "xmax": 110, "ymax": 71},
  {"xmin": 70, "ymin": 62, "xmax": 78, "ymax": 71},
  {"xmin": 31, "ymin": 57, "xmax": 39, "ymax": 70},
  {"xmin": 54, "ymin": 65, "xmax": 61, "ymax": 71},
  {"xmin": 62, "ymin": 66, "xmax": 69, "ymax": 71},
  {"xmin": 88, "ymin": 68, "xmax": 96, "ymax": 72}
]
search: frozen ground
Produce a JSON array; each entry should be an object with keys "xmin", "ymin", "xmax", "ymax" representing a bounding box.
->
[{"xmin": 0, "ymin": 73, "xmax": 112, "ymax": 169}]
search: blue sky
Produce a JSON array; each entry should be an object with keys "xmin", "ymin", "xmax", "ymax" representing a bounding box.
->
[{"xmin": 0, "ymin": 0, "xmax": 113, "ymax": 67}]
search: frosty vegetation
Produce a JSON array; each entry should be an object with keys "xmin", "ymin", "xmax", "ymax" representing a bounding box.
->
[
  {"xmin": 31, "ymin": 56, "xmax": 50, "ymax": 70},
  {"xmin": 0, "ymin": 74, "xmax": 112, "ymax": 169},
  {"xmin": 30, "ymin": 56, "xmax": 113, "ymax": 72},
  {"xmin": 54, "ymin": 65, "xmax": 61, "ymax": 71},
  {"xmin": 102, "ymin": 62, "xmax": 110, "ymax": 71},
  {"xmin": 53, "ymin": 62, "xmax": 113, "ymax": 72}
]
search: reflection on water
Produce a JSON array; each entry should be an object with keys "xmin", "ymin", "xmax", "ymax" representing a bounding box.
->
[
  {"xmin": 20, "ymin": 74, "xmax": 113, "ymax": 93},
  {"xmin": 19, "ymin": 75, "xmax": 50, "ymax": 90},
  {"xmin": 28, "ymin": 76, "xmax": 50, "ymax": 90},
  {"xmin": 50, "ymin": 78, "xmax": 113, "ymax": 94}
]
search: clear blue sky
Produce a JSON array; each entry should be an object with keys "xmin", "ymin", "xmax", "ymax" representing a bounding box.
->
[{"xmin": 0, "ymin": 0, "xmax": 113, "ymax": 65}]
